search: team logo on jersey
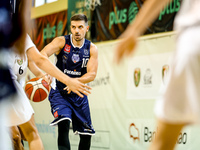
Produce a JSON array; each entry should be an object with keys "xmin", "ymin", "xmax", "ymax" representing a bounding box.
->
[
  {"xmin": 72, "ymin": 54, "xmax": 80, "ymax": 63},
  {"xmin": 134, "ymin": 68, "xmax": 140, "ymax": 87},
  {"xmin": 64, "ymin": 44, "xmax": 71, "ymax": 53},
  {"xmin": 17, "ymin": 59, "xmax": 23, "ymax": 65},
  {"xmin": 84, "ymin": 49, "xmax": 89, "ymax": 55}
]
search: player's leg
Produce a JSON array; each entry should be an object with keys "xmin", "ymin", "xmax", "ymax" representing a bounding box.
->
[
  {"xmin": 18, "ymin": 114, "xmax": 44, "ymax": 150},
  {"xmin": 57, "ymin": 120, "xmax": 71, "ymax": 150},
  {"xmin": 72, "ymin": 96, "xmax": 94, "ymax": 150},
  {"xmin": 11, "ymin": 126, "xmax": 24, "ymax": 150},
  {"xmin": 149, "ymin": 119, "xmax": 185, "ymax": 150},
  {"xmin": 49, "ymin": 88, "xmax": 73, "ymax": 150},
  {"xmin": 78, "ymin": 134, "xmax": 91, "ymax": 150}
]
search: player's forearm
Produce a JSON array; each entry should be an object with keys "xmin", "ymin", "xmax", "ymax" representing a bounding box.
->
[
  {"xmin": 34, "ymin": 55, "xmax": 71, "ymax": 85},
  {"xmin": 78, "ymin": 72, "xmax": 96, "ymax": 84},
  {"xmin": 28, "ymin": 60, "xmax": 45, "ymax": 78},
  {"xmin": 130, "ymin": 0, "xmax": 171, "ymax": 36}
]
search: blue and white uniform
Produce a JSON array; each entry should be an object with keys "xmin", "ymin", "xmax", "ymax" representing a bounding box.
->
[{"xmin": 49, "ymin": 34, "xmax": 95, "ymax": 135}]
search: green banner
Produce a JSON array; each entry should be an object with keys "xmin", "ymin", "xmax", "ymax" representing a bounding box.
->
[
  {"xmin": 30, "ymin": 10, "xmax": 68, "ymax": 50},
  {"xmin": 93, "ymin": 0, "xmax": 182, "ymax": 41}
]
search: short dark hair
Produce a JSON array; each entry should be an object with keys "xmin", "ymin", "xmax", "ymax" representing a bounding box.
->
[{"xmin": 70, "ymin": 14, "xmax": 88, "ymax": 24}]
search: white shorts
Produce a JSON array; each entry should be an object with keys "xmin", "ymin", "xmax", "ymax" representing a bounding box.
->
[
  {"xmin": 6, "ymin": 79, "xmax": 34, "ymax": 127},
  {"xmin": 155, "ymin": 25, "xmax": 200, "ymax": 124}
]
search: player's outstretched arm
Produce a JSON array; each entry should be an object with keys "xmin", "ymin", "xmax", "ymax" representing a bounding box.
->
[
  {"xmin": 27, "ymin": 49, "xmax": 52, "ymax": 85},
  {"xmin": 115, "ymin": 0, "xmax": 171, "ymax": 64},
  {"xmin": 27, "ymin": 37, "xmax": 91, "ymax": 98},
  {"xmin": 27, "ymin": 48, "xmax": 45, "ymax": 78}
]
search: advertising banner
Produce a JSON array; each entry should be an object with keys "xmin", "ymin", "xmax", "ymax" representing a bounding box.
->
[
  {"xmin": 30, "ymin": 10, "xmax": 68, "ymax": 50},
  {"xmin": 93, "ymin": 0, "xmax": 182, "ymax": 41},
  {"xmin": 126, "ymin": 52, "xmax": 173, "ymax": 100}
]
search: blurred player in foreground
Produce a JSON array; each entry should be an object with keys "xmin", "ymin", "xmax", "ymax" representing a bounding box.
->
[
  {"xmin": 115, "ymin": 0, "xmax": 200, "ymax": 150},
  {"xmin": 8, "ymin": 35, "xmax": 47, "ymax": 150},
  {"xmin": 41, "ymin": 14, "xmax": 98, "ymax": 150},
  {"xmin": 0, "ymin": 0, "xmax": 29, "ymax": 149}
]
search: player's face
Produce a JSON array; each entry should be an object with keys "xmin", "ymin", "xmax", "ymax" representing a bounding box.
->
[{"xmin": 70, "ymin": 20, "xmax": 89, "ymax": 42}]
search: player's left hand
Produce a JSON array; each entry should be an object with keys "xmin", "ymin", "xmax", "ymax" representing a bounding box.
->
[
  {"xmin": 63, "ymin": 78, "xmax": 92, "ymax": 98},
  {"xmin": 42, "ymin": 74, "xmax": 52, "ymax": 85}
]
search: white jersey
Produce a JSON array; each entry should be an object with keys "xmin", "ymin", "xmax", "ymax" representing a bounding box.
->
[
  {"xmin": 174, "ymin": 0, "xmax": 200, "ymax": 31},
  {"xmin": 8, "ymin": 35, "xmax": 35, "ymax": 87},
  {"xmin": 155, "ymin": 0, "xmax": 200, "ymax": 124},
  {"xmin": 6, "ymin": 35, "xmax": 35, "ymax": 126}
]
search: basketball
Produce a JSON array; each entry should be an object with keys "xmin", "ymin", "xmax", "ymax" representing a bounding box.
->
[{"xmin": 25, "ymin": 77, "xmax": 50, "ymax": 102}]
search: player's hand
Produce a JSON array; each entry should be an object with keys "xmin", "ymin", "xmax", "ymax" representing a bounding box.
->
[
  {"xmin": 114, "ymin": 25, "xmax": 139, "ymax": 64},
  {"xmin": 63, "ymin": 78, "xmax": 92, "ymax": 98},
  {"xmin": 42, "ymin": 74, "xmax": 52, "ymax": 85}
]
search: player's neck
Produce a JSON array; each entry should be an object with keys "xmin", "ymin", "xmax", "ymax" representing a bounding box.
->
[{"xmin": 72, "ymin": 38, "xmax": 84, "ymax": 48}]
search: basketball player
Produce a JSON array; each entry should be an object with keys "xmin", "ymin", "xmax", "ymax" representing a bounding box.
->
[
  {"xmin": 115, "ymin": 0, "xmax": 200, "ymax": 150},
  {"xmin": 40, "ymin": 14, "xmax": 98, "ymax": 150}
]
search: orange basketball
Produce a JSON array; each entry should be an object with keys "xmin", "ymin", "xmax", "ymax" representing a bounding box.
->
[{"xmin": 25, "ymin": 77, "xmax": 49, "ymax": 102}]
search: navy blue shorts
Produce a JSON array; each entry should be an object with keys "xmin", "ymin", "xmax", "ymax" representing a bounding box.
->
[{"xmin": 48, "ymin": 88, "xmax": 95, "ymax": 135}]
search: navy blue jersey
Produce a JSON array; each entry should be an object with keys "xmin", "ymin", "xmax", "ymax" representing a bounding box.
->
[{"xmin": 56, "ymin": 34, "xmax": 91, "ymax": 91}]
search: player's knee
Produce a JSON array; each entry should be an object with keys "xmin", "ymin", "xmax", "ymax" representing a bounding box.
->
[
  {"xmin": 23, "ymin": 127, "xmax": 40, "ymax": 142},
  {"xmin": 12, "ymin": 133, "xmax": 21, "ymax": 144}
]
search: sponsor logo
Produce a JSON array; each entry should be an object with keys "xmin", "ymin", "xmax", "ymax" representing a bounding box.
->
[
  {"xmin": 162, "ymin": 64, "xmax": 169, "ymax": 84},
  {"xmin": 129, "ymin": 123, "xmax": 140, "ymax": 142},
  {"xmin": 62, "ymin": 55, "xmax": 68, "ymax": 64},
  {"xmin": 64, "ymin": 69, "xmax": 81, "ymax": 76},
  {"xmin": 72, "ymin": 54, "xmax": 80, "ymax": 63},
  {"xmin": 17, "ymin": 59, "xmax": 23, "ymax": 65},
  {"xmin": 144, "ymin": 68, "xmax": 152, "ymax": 85},
  {"xmin": 129, "ymin": 121, "xmax": 188, "ymax": 145},
  {"xmin": 134, "ymin": 68, "xmax": 140, "ymax": 87},
  {"xmin": 64, "ymin": 44, "xmax": 71, "ymax": 53},
  {"xmin": 84, "ymin": 129, "xmax": 93, "ymax": 132},
  {"xmin": 89, "ymin": 73, "xmax": 110, "ymax": 87},
  {"xmin": 54, "ymin": 111, "xmax": 58, "ymax": 118}
]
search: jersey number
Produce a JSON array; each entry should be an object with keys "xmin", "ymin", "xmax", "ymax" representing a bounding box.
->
[
  {"xmin": 19, "ymin": 66, "xmax": 23, "ymax": 75},
  {"xmin": 81, "ymin": 58, "xmax": 89, "ymax": 68}
]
